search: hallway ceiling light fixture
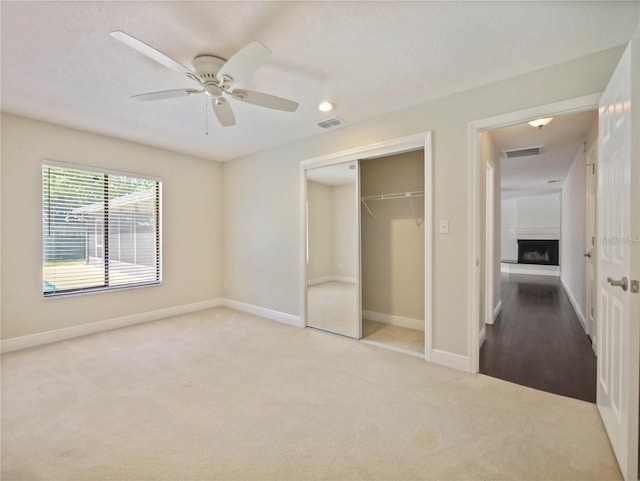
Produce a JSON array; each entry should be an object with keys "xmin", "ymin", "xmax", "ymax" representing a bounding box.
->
[{"xmin": 528, "ymin": 117, "xmax": 553, "ymax": 129}]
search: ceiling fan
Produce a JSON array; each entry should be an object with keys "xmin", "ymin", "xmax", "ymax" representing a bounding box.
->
[{"xmin": 110, "ymin": 31, "xmax": 299, "ymax": 127}]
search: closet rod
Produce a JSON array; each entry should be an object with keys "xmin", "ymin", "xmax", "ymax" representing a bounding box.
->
[
  {"xmin": 361, "ymin": 190, "xmax": 424, "ymax": 201},
  {"xmin": 361, "ymin": 190, "xmax": 425, "ymax": 225}
]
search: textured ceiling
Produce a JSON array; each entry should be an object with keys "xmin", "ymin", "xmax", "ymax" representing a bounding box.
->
[{"xmin": 1, "ymin": 1, "xmax": 639, "ymax": 162}]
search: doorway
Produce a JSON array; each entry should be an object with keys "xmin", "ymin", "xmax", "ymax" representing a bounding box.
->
[{"xmin": 469, "ymin": 97, "xmax": 601, "ymax": 404}]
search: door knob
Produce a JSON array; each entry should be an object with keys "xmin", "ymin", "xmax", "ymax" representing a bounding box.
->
[
  {"xmin": 607, "ymin": 276, "xmax": 628, "ymax": 291},
  {"xmin": 583, "ymin": 252, "xmax": 591, "ymax": 258}
]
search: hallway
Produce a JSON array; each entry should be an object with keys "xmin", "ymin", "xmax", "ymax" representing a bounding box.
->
[{"xmin": 480, "ymin": 274, "xmax": 596, "ymax": 403}]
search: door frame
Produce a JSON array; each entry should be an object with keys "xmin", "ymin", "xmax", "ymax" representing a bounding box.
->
[
  {"xmin": 585, "ymin": 142, "xmax": 597, "ymax": 349},
  {"xmin": 299, "ymin": 132, "xmax": 433, "ymax": 359},
  {"xmin": 484, "ymin": 159, "xmax": 496, "ymax": 326},
  {"xmin": 467, "ymin": 93, "xmax": 602, "ymax": 373}
]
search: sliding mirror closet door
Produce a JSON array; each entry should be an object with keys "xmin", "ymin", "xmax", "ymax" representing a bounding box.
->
[{"xmin": 306, "ymin": 161, "xmax": 361, "ymax": 339}]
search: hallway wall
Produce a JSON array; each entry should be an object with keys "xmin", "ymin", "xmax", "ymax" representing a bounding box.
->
[{"xmin": 560, "ymin": 116, "xmax": 598, "ymax": 330}]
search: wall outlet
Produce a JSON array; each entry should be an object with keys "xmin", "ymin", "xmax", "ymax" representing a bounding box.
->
[{"xmin": 439, "ymin": 219, "xmax": 449, "ymax": 234}]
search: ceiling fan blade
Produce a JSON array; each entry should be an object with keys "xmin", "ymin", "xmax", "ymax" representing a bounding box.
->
[
  {"xmin": 212, "ymin": 98, "xmax": 236, "ymax": 127},
  {"xmin": 132, "ymin": 89, "xmax": 200, "ymax": 101},
  {"xmin": 231, "ymin": 89, "xmax": 298, "ymax": 112},
  {"xmin": 217, "ymin": 41, "xmax": 271, "ymax": 83},
  {"xmin": 110, "ymin": 30, "xmax": 194, "ymax": 75}
]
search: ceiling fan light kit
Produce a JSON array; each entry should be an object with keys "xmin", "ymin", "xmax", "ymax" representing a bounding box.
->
[{"xmin": 110, "ymin": 31, "xmax": 299, "ymax": 127}]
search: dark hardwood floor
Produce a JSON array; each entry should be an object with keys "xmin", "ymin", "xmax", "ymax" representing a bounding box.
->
[{"xmin": 480, "ymin": 273, "xmax": 597, "ymax": 403}]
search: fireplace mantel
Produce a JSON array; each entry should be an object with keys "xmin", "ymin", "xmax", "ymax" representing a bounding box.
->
[{"xmin": 511, "ymin": 228, "xmax": 560, "ymax": 240}]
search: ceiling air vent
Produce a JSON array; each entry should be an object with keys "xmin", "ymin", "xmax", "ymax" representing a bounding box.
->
[
  {"xmin": 317, "ymin": 117, "xmax": 345, "ymax": 129},
  {"xmin": 503, "ymin": 145, "xmax": 544, "ymax": 159}
]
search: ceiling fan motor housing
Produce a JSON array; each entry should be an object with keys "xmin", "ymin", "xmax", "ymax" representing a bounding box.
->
[{"xmin": 192, "ymin": 55, "xmax": 226, "ymax": 81}]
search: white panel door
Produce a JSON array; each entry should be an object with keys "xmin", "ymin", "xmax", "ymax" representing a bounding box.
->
[{"xmin": 597, "ymin": 45, "xmax": 639, "ymax": 481}]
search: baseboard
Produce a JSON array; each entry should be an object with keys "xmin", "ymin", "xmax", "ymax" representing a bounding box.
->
[
  {"xmin": 308, "ymin": 276, "xmax": 356, "ymax": 286},
  {"xmin": 360, "ymin": 339, "xmax": 425, "ymax": 359},
  {"xmin": 222, "ymin": 298, "xmax": 302, "ymax": 328},
  {"xmin": 431, "ymin": 349, "xmax": 470, "ymax": 372},
  {"xmin": 560, "ymin": 277, "xmax": 587, "ymax": 333},
  {"xmin": 493, "ymin": 299, "xmax": 502, "ymax": 321},
  {"xmin": 333, "ymin": 276, "xmax": 356, "ymax": 284},
  {"xmin": 362, "ymin": 310, "xmax": 424, "ymax": 331},
  {"xmin": 500, "ymin": 263, "xmax": 560, "ymax": 277},
  {"xmin": 479, "ymin": 327, "xmax": 486, "ymax": 348},
  {"xmin": 1, "ymin": 298, "xmax": 224, "ymax": 354}
]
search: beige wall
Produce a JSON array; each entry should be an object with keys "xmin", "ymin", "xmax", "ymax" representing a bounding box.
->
[
  {"xmin": 307, "ymin": 181, "xmax": 333, "ymax": 281},
  {"xmin": 1, "ymin": 113, "xmax": 223, "ymax": 339},
  {"xmin": 307, "ymin": 181, "xmax": 357, "ymax": 281},
  {"xmin": 331, "ymin": 183, "xmax": 357, "ymax": 279},
  {"xmin": 361, "ymin": 151, "xmax": 424, "ymax": 321},
  {"xmin": 222, "ymin": 46, "xmax": 624, "ymax": 357}
]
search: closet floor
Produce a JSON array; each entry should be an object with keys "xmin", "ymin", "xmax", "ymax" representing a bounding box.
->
[{"xmin": 361, "ymin": 319, "xmax": 424, "ymax": 356}]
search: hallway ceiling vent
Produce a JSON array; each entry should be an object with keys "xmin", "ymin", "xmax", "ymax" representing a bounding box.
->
[
  {"xmin": 317, "ymin": 117, "xmax": 345, "ymax": 129},
  {"xmin": 503, "ymin": 145, "xmax": 544, "ymax": 159}
]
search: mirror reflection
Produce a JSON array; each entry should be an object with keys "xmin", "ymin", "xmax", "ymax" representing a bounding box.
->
[{"xmin": 306, "ymin": 161, "xmax": 360, "ymax": 338}]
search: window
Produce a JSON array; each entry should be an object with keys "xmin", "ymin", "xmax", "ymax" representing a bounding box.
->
[{"xmin": 42, "ymin": 161, "xmax": 161, "ymax": 297}]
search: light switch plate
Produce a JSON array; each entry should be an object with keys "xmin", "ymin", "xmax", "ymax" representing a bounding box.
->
[{"xmin": 439, "ymin": 219, "xmax": 449, "ymax": 234}]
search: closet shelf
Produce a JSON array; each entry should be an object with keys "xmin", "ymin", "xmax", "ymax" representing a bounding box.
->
[{"xmin": 361, "ymin": 190, "xmax": 425, "ymax": 226}]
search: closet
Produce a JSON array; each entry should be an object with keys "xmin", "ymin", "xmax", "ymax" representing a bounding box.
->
[
  {"xmin": 359, "ymin": 150, "xmax": 425, "ymax": 355},
  {"xmin": 304, "ymin": 148, "xmax": 426, "ymax": 356}
]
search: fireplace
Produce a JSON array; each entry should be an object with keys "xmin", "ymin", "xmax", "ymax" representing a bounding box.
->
[{"xmin": 517, "ymin": 239, "xmax": 559, "ymax": 266}]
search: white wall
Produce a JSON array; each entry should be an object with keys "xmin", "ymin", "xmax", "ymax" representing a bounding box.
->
[
  {"xmin": 222, "ymin": 46, "xmax": 622, "ymax": 357},
  {"xmin": 1, "ymin": 113, "xmax": 223, "ymax": 340},
  {"xmin": 501, "ymin": 199, "xmax": 518, "ymax": 261},
  {"xmin": 517, "ymin": 193, "xmax": 561, "ymax": 229},
  {"xmin": 500, "ymin": 193, "xmax": 561, "ymax": 261},
  {"xmin": 560, "ymin": 116, "xmax": 598, "ymax": 329}
]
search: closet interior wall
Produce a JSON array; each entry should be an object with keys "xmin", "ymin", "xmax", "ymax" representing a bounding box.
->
[{"xmin": 360, "ymin": 150, "xmax": 425, "ymax": 328}]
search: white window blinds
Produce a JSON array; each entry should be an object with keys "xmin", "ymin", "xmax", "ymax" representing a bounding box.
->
[{"xmin": 43, "ymin": 162, "xmax": 161, "ymax": 296}]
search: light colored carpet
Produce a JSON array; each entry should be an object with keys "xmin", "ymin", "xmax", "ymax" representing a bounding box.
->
[{"xmin": 1, "ymin": 307, "xmax": 622, "ymax": 481}]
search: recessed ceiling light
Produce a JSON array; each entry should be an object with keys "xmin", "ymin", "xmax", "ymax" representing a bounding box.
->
[
  {"xmin": 528, "ymin": 117, "xmax": 553, "ymax": 129},
  {"xmin": 318, "ymin": 101, "xmax": 334, "ymax": 112}
]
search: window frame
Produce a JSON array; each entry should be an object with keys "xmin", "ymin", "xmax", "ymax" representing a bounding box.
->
[{"xmin": 41, "ymin": 159, "xmax": 163, "ymax": 298}]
